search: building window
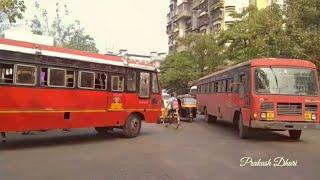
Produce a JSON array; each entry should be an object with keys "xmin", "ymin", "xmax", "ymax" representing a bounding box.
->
[
  {"xmin": 127, "ymin": 70, "xmax": 137, "ymax": 91},
  {"xmin": 111, "ymin": 75, "xmax": 124, "ymax": 92},
  {"xmin": 0, "ymin": 63, "xmax": 14, "ymax": 84},
  {"xmin": 15, "ymin": 64, "xmax": 36, "ymax": 85},
  {"xmin": 95, "ymin": 72, "xmax": 107, "ymax": 90},
  {"xmin": 49, "ymin": 68, "xmax": 66, "ymax": 87},
  {"xmin": 79, "ymin": 71, "xmax": 95, "ymax": 89},
  {"xmin": 139, "ymin": 72, "xmax": 150, "ymax": 98},
  {"xmin": 152, "ymin": 73, "xmax": 159, "ymax": 93}
]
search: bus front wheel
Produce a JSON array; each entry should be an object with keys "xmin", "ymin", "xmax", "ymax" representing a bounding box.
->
[
  {"xmin": 289, "ymin": 130, "xmax": 302, "ymax": 140},
  {"xmin": 123, "ymin": 115, "xmax": 142, "ymax": 138},
  {"xmin": 239, "ymin": 113, "xmax": 251, "ymax": 139}
]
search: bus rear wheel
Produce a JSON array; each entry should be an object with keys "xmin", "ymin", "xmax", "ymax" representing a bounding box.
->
[
  {"xmin": 289, "ymin": 130, "xmax": 302, "ymax": 140},
  {"xmin": 239, "ymin": 113, "xmax": 251, "ymax": 139},
  {"xmin": 123, "ymin": 115, "xmax": 142, "ymax": 138},
  {"xmin": 204, "ymin": 109, "xmax": 216, "ymax": 123},
  {"xmin": 95, "ymin": 127, "xmax": 113, "ymax": 134}
]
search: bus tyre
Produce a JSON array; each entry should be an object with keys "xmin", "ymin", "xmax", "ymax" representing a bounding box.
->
[
  {"xmin": 239, "ymin": 114, "xmax": 251, "ymax": 139},
  {"xmin": 95, "ymin": 127, "xmax": 113, "ymax": 134},
  {"xmin": 289, "ymin": 130, "xmax": 302, "ymax": 140},
  {"xmin": 123, "ymin": 115, "xmax": 142, "ymax": 138},
  {"xmin": 204, "ymin": 110, "xmax": 216, "ymax": 123}
]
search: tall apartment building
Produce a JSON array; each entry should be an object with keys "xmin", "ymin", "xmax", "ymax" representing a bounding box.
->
[
  {"xmin": 167, "ymin": 0, "xmax": 249, "ymax": 53},
  {"xmin": 167, "ymin": 0, "xmax": 285, "ymax": 53},
  {"xmin": 167, "ymin": 0, "xmax": 192, "ymax": 53}
]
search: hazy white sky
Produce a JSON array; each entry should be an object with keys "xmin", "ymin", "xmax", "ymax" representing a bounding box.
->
[{"xmin": 21, "ymin": 0, "xmax": 169, "ymax": 54}]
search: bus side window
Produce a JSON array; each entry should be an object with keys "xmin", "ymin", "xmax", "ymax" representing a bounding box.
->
[
  {"xmin": 211, "ymin": 82, "xmax": 215, "ymax": 93},
  {"xmin": 95, "ymin": 72, "xmax": 107, "ymax": 90},
  {"xmin": 214, "ymin": 82, "xmax": 218, "ymax": 93},
  {"xmin": 66, "ymin": 70, "xmax": 75, "ymax": 88},
  {"xmin": 139, "ymin": 72, "xmax": 150, "ymax": 98},
  {"xmin": 232, "ymin": 74, "xmax": 238, "ymax": 93},
  {"xmin": 79, "ymin": 71, "xmax": 95, "ymax": 89},
  {"xmin": 222, "ymin": 80, "xmax": 227, "ymax": 93},
  {"xmin": 0, "ymin": 63, "xmax": 14, "ymax": 84},
  {"xmin": 239, "ymin": 74, "xmax": 247, "ymax": 98},
  {"xmin": 228, "ymin": 79, "xmax": 233, "ymax": 92},
  {"xmin": 127, "ymin": 70, "xmax": 137, "ymax": 91},
  {"xmin": 111, "ymin": 75, "xmax": 124, "ymax": 92},
  {"xmin": 217, "ymin": 81, "xmax": 221, "ymax": 93},
  {"xmin": 15, "ymin": 64, "xmax": 37, "ymax": 85},
  {"xmin": 49, "ymin": 68, "xmax": 66, "ymax": 87},
  {"xmin": 40, "ymin": 67, "xmax": 48, "ymax": 86},
  {"xmin": 152, "ymin": 73, "xmax": 160, "ymax": 94}
]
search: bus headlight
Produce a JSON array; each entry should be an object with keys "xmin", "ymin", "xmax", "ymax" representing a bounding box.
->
[
  {"xmin": 260, "ymin": 112, "xmax": 267, "ymax": 119},
  {"xmin": 267, "ymin": 112, "xmax": 275, "ymax": 120},
  {"xmin": 311, "ymin": 114, "xmax": 317, "ymax": 121},
  {"xmin": 260, "ymin": 112, "xmax": 274, "ymax": 120}
]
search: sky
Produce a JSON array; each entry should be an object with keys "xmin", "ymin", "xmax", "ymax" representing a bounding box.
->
[{"xmin": 19, "ymin": 0, "xmax": 169, "ymax": 55}]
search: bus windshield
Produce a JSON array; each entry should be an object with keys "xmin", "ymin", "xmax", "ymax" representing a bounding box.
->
[{"xmin": 255, "ymin": 67, "xmax": 318, "ymax": 96}]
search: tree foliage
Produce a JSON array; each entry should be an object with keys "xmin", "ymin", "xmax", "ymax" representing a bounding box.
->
[
  {"xmin": 29, "ymin": 1, "xmax": 98, "ymax": 53},
  {"xmin": 0, "ymin": 0, "xmax": 25, "ymax": 23},
  {"xmin": 161, "ymin": 0, "xmax": 320, "ymax": 93},
  {"xmin": 0, "ymin": 0, "xmax": 26, "ymax": 33},
  {"xmin": 160, "ymin": 52, "xmax": 200, "ymax": 94}
]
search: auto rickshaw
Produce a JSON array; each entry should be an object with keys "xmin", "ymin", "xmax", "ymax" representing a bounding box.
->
[{"xmin": 177, "ymin": 94, "xmax": 197, "ymax": 122}]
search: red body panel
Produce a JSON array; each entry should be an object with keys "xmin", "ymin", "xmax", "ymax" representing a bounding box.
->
[{"xmin": 0, "ymin": 86, "xmax": 161, "ymax": 132}]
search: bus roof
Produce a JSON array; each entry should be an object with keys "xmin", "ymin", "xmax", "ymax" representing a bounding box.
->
[
  {"xmin": 0, "ymin": 38, "xmax": 156, "ymax": 71},
  {"xmin": 199, "ymin": 58, "xmax": 316, "ymax": 81}
]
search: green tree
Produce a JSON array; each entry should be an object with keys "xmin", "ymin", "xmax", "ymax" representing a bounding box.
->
[
  {"xmin": 0, "ymin": 0, "xmax": 26, "ymax": 33},
  {"xmin": 285, "ymin": 0, "xmax": 320, "ymax": 68},
  {"xmin": 29, "ymin": 1, "xmax": 99, "ymax": 53},
  {"xmin": 160, "ymin": 52, "xmax": 200, "ymax": 94},
  {"xmin": 0, "ymin": 0, "xmax": 25, "ymax": 23},
  {"xmin": 219, "ymin": 5, "xmax": 289, "ymax": 63},
  {"xmin": 181, "ymin": 34, "xmax": 225, "ymax": 74},
  {"xmin": 62, "ymin": 21, "xmax": 99, "ymax": 53}
]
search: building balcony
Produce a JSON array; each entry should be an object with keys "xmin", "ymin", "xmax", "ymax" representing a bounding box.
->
[
  {"xmin": 174, "ymin": 3, "xmax": 192, "ymax": 21},
  {"xmin": 210, "ymin": 9, "xmax": 223, "ymax": 22},
  {"xmin": 193, "ymin": 0, "xmax": 206, "ymax": 10},
  {"xmin": 167, "ymin": 12, "xmax": 173, "ymax": 23},
  {"xmin": 210, "ymin": 0, "xmax": 224, "ymax": 11},
  {"xmin": 198, "ymin": 16, "xmax": 209, "ymax": 28}
]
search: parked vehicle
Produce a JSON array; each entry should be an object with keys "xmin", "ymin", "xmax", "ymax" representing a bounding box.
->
[
  {"xmin": 189, "ymin": 86, "xmax": 197, "ymax": 97},
  {"xmin": 0, "ymin": 38, "xmax": 161, "ymax": 141},
  {"xmin": 197, "ymin": 58, "xmax": 320, "ymax": 139},
  {"xmin": 178, "ymin": 95, "xmax": 197, "ymax": 122}
]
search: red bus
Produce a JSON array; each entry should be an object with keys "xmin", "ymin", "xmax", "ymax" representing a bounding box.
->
[
  {"xmin": 197, "ymin": 58, "xmax": 320, "ymax": 139},
  {"xmin": 0, "ymin": 38, "xmax": 161, "ymax": 140}
]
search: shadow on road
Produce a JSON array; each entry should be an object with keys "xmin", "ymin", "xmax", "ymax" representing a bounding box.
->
[
  {"xmin": 203, "ymin": 119, "xmax": 303, "ymax": 142},
  {"xmin": 0, "ymin": 130, "xmax": 151, "ymax": 151}
]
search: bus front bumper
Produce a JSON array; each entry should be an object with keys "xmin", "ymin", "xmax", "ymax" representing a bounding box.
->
[{"xmin": 250, "ymin": 121, "xmax": 320, "ymax": 130}]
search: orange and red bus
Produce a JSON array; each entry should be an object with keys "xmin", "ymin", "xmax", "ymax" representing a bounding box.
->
[
  {"xmin": 197, "ymin": 58, "xmax": 320, "ymax": 139},
  {"xmin": 0, "ymin": 38, "xmax": 161, "ymax": 140}
]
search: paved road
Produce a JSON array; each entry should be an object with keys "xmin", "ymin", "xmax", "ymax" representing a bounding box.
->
[{"xmin": 1, "ymin": 117, "xmax": 320, "ymax": 180}]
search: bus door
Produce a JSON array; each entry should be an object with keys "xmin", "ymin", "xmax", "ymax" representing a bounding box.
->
[{"xmin": 239, "ymin": 70, "xmax": 251, "ymax": 125}]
